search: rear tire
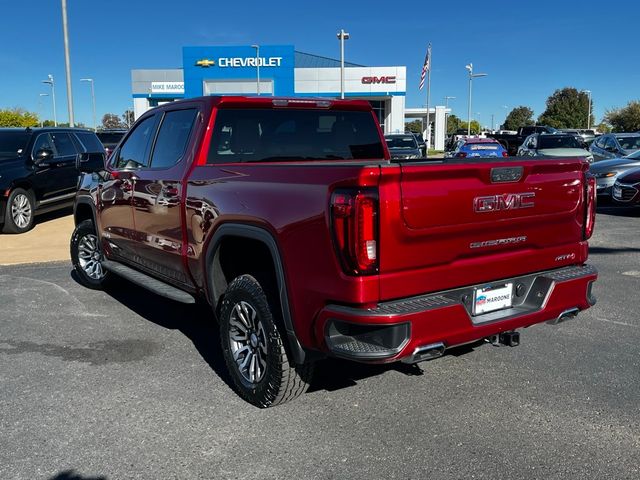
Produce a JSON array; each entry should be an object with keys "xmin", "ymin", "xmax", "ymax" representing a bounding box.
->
[
  {"xmin": 219, "ymin": 274, "xmax": 313, "ymax": 408},
  {"xmin": 70, "ymin": 219, "xmax": 111, "ymax": 289},
  {"xmin": 2, "ymin": 188, "xmax": 35, "ymax": 234}
]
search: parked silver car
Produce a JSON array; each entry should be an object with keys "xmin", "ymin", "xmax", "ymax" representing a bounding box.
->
[
  {"xmin": 589, "ymin": 150, "xmax": 640, "ymax": 197},
  {"xmin": 590, "ymin": 133, "xmax": 640, "ymax": 161},
  {"xmin": 517, "ymin": 133, "xmax": 593, "ymax": 162}
]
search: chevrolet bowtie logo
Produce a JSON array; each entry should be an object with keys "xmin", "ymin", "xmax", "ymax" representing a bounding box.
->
[{"xmin": 195, "ymin": 58, "xmax": 215, "ymax": 67}]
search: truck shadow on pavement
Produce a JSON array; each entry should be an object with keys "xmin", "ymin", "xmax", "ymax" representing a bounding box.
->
[
  {"xmin": 74, "ymin": 273, "xmax": 484, "ymax": 396},
  {"xmin": 94, "ymin": 278, "xmax": 236, "ymax": 392},
  {"xmin": 48, "ymin": 470, "xmax": 106, "ymax": 480}
]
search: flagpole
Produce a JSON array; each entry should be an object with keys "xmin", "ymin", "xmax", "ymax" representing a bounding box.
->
[{"xmin": 425, "ymin": 63, "xmax": 431, "ymax": 158}]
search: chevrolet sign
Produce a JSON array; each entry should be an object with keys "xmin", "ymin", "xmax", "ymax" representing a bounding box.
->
[{"xmin": 195, "ymin": 58, "xmax": 215, "ymax": 67}]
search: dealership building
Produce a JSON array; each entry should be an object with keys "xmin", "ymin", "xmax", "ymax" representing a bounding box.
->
[{"xmin": 131, "ymin": 45, "xmax": 448, "ymax": 149}]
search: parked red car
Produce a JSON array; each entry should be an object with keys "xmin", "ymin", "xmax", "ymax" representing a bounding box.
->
[{"xmin": 71, "ymin": 96, "xmax": 598, "ymax": 407}]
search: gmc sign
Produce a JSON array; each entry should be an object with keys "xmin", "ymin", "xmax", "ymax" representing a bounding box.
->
[
  {"xmin": 474, "ymin": 192, "xmax": 536, "ymax": 212},
  {"xmin": 361, "ymin": 76, "xmax": 396, "ymax": 84}
]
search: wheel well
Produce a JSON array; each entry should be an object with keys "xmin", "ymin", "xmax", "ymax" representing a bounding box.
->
[
  {"xmin": 74, "ymin": 203, "xmax": 94, "ymax": 226},
  {"xmin": 210, "ymin": 236, "xmax": 279, "ymax": 312},
  {"xmin": 11, "ymin": 181, "xmax": 33, "ymax": 196}
]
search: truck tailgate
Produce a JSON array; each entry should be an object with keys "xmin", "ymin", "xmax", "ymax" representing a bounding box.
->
[{"xmin": 377, "ymin": 159, "xmax": 590, "ymax": 300}]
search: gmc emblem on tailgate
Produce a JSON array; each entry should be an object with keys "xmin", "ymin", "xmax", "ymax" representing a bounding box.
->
[{"xmin": 474, "ymin": 192, "xmax": 535, "ymax": 212}]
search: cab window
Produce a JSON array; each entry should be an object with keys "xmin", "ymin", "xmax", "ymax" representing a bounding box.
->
[
  {"xmin": 149, "ymin": 109, "xmax": 198, "ymax": 169},
  {"xmin": 114, "ymin": 115, "xmax": 157, "ymax": 169}
]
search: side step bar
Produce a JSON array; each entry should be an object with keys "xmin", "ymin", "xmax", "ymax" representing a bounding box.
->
[{"xmin": 102, "ymin": 259, "xmax": 196, "ymax": 304}]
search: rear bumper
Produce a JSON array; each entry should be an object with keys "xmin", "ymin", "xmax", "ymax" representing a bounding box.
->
[{"xmin": 317, "ymin": 265, "xmax": 597, "ymax": 363}]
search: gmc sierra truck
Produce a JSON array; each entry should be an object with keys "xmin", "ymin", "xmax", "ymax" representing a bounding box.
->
[{"xmin": 71, "ymin": 96, "xmax": 598, "ymax": 407}]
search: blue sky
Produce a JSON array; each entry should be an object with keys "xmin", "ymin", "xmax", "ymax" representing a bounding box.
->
[{"xmin": 1, "ymin": 0, "xmax": 638, "ymax": 129}]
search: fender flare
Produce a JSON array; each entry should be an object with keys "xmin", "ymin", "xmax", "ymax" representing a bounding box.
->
[
  {"xmin": 205, "ymin": 223, "xmax": 306, "ymax": 364},
  {"xmin": 73, "ymin": 196, "xmax": 98, "ymax": 227}
]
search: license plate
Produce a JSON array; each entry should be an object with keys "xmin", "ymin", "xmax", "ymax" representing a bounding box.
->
[
  {"xmin": 613, "ymin": 185, "xmax": 622, "ymax": 198},
  {"xmin": 473, "ymin": 283, "xmax": 513, "ymax": 315}
]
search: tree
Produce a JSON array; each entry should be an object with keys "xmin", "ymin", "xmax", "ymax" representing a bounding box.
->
[
  {"xmin": 122, "ymin": 110, "xmax": 134, "ymax": 129},
  {"xmin": 447, "ymin": 114, "xmax": 463, "ymax": 134},
  {"xmin": 0, "ymin": 108, "xmax": 39, "ymax": 127},
  {"xmin": 538, "ymin": 88, "xmax": 594, "ymax": 129},
  {"xmin": 593, "ymin": 122, "xmax": 612, "ymax": 134},
  {"xmin": 405, "ymin": 119, "xmax": 423, "ymax": 133},
  {"xmin": 605, "ymin": 101, "xmax": 640, "ymax": 132},
  {"xmin": 503, "ymin": 106, "xmax": 534, "ymax": 131},
  {"xmin": 459, "ymin": 120, "xmax": 481, "ymax": 134},
  {"xmin": 41, "ymin": 120, "xmax": 85, "ymax": 128},
  {"xmin": 102, "ymin": 113, "xmax": 123, "ymax": 129}
]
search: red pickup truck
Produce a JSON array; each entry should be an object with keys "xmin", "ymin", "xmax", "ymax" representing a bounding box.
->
[{"xmin": 71, "ymin": 96, "xmax": 598, "ymax": 407}]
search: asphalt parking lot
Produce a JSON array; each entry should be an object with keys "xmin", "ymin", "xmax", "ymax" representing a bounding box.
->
[{"xmin": 1, "ymin": 206, "xmax": 639, "ymax": 480}]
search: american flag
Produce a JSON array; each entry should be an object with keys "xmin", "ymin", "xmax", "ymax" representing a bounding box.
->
[{"xmin": 419, "ymin": 44, "xmax": 431, "ymax": 90}]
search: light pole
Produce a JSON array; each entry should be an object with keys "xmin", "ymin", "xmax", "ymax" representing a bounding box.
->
[
  {"xmin": 582, "ymin": 90, "xmax": 592, "ymax": 129},
  {"xmin": 465, "ymin": 63, "xmax": 487, "ymax": 136},
  {"xmin": 42, "ymin": 74, "xmax": 57, "ymax": 127},
  {"xmin": 80, "ymin": 78, "xmax": 96, "ymax": 131},
  {"xmin": 251, "ymin": 45, "xmax": 260, "ymax": 95},
  {"xmin": 61, "ymin": 0, "xmax": 74, "ymax": 126},
  {"xmin": 337, "ymin": 29, "xmax": 350, "ymax": 99},
  {"xmin": 38, "ymin": 93, "xmax": 49, "ymax": 127}
]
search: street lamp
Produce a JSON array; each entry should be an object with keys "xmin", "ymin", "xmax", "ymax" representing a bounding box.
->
[
  {"xmin": 465, "ymin": 63, "xmax": 487, "ymax": 136},
  {"xmin": 42, "ymin": 74, "xmax": 57, "ymax": 127},
  {"xmin": 251, "ymin": 45, "xmax": 260, "ymax": 95},
  {"xmin": 80, "ymin": 78, "xmax": 96, "ymax": 131},
  {"xmin": 444, "ymin": 96, "xmax": 456, "ymax": 109},
  {"xmin": 38, "ymin": 93, "xmax": 49, "ymax": 127},
  {"xmin": 337, "ymin": 29, "xmax": 350, "ymax": 99},
  {"xmin": 582, "ymin": 90, "xmax": 592, "ymax": 129}
]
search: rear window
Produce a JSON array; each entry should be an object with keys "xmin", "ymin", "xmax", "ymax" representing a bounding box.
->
[
  {"xmin": 385, "ymin": 136, "xmax": 418, "ymax": 149},
  {"xmin": 467, "ymin": 143, "xmax": 499, "ymax": 150},
  {"xmin": 616, "ymin": 135, "xmax": 640, "ymax": 150},
  {"xmin": 75, "ymin": 132, "xmax": 105, "ymax": 153},
  {"xmin": 207, "ymin": 108, "xmax": 384, "ymax": 164},
  {"xmin": 538, "ymin": 136, "xmax": 582, "ymax": 149},
  {"xmin": 0, "ymin": 131, "xmax": 30, "ymax": 158}
]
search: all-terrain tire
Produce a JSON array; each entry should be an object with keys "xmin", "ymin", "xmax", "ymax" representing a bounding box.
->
[
  {"xmin": 219, "ymin": 274, "xmax": 313, "ymax": 408},
  {"xmin": 70, "ymin": 219, "xmax": 111, "ymax": 289}
]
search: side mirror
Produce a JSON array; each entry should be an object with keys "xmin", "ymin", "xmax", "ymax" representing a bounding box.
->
[{"xmin": 34, "ymin": 148, "xmax": 54, "ymax": 163}]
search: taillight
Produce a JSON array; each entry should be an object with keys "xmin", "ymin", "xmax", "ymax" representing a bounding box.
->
[
  {"xmin": 455, "ymin": 152, "xmax": 467, "ymax": 158},
  {"xmin": 584, "ymin": 174, "xmax": 596, "ymax": 239},
  {"xmin": 502, "ymin": 151, "xmax": 509, "ymax": 157},
  {"xmin": 330, "ymin": 189, "xmax": 379, "ymax": 275}
]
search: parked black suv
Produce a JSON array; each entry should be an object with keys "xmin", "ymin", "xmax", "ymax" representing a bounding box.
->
[{"xmin": 0, "ymin": 127, "xmax": 105, "ymax": 233}]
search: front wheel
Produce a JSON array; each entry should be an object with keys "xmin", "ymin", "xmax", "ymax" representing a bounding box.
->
[
  {"xmin": 70, "ymin": 219, "xmax": 111, "ymax": 289},
  {"xmin": 219, "ymin": 274, "xmax": 313, "ymax": 408}
]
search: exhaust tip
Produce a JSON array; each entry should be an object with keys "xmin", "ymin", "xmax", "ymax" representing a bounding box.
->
[
  {"xmin": 402, "ymin": 342, "xmax": 445, "ymax": 364},
  {"xmin": 547, "ymin": 307, "xmax": 580, "ymax": 325}
]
